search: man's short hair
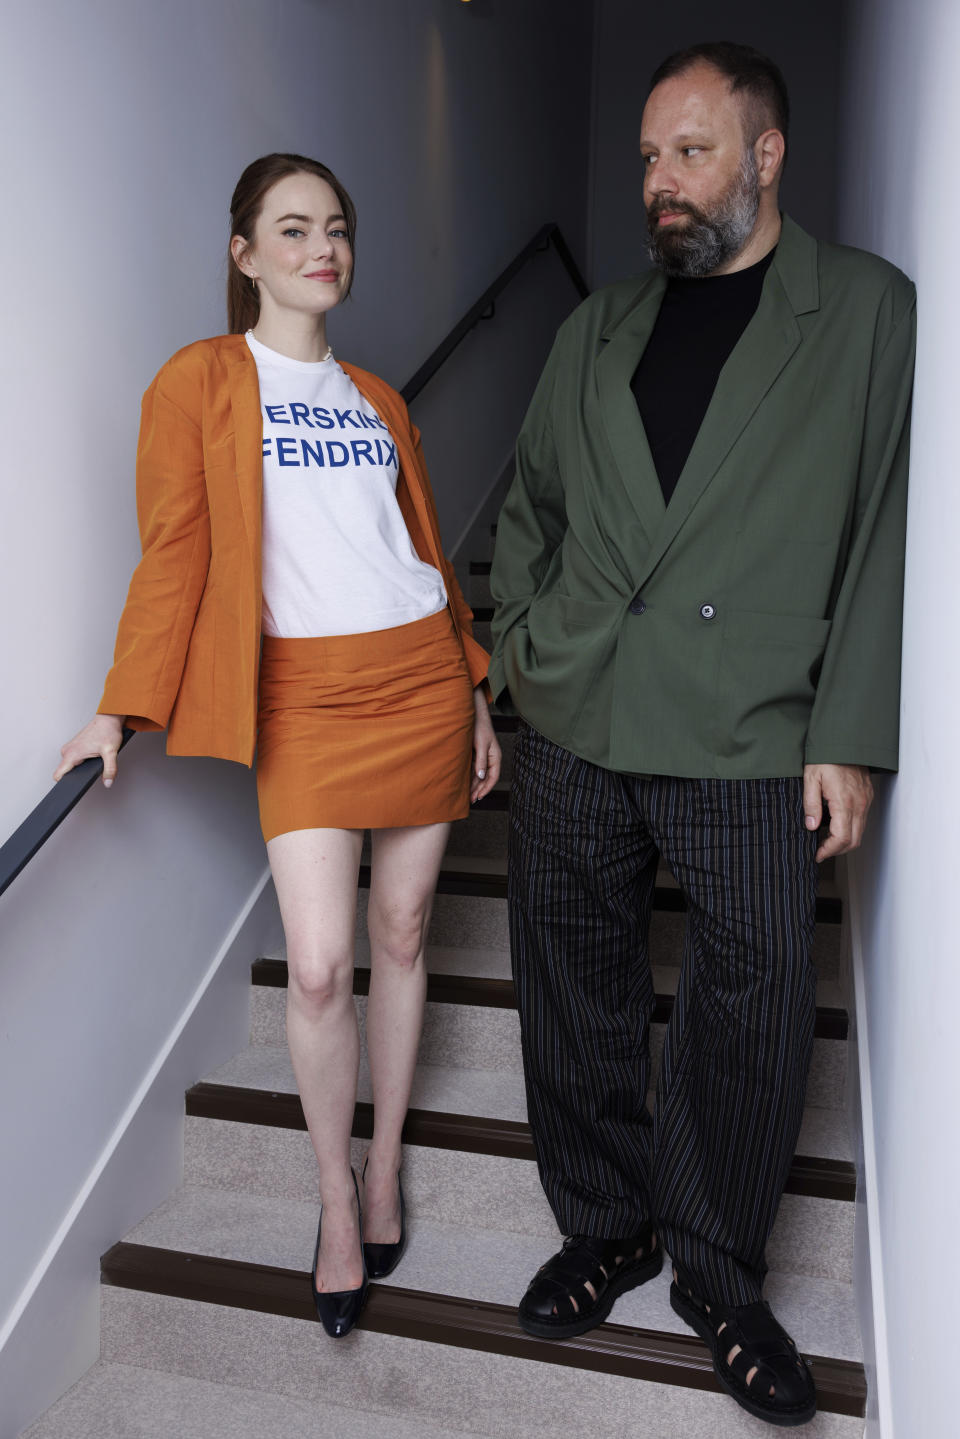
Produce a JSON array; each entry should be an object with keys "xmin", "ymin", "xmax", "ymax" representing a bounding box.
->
[{"xmin": 650, "ymin": 41, "xmax": 790, "ymax": 159}]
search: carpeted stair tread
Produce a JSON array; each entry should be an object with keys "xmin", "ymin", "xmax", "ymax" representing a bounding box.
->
[{"xmin": 120, "ymin": 1184, "xmax": 863, "ymax": 1362}]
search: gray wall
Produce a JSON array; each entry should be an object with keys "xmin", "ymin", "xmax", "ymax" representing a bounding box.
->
[{"xmin": 589, "ymin": 0, "xmax": 845, "ymax": 287}]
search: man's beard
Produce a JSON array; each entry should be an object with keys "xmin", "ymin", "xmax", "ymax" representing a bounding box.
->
[{"xmin": 646, "ymin": 149, "xmax": 760, "ymax": 278}]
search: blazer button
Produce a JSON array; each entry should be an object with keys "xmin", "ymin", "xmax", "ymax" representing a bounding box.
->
[
  {"xmin": 699, "ymin": 603, "xmax": 717, "ymax": 621},
  {"xmin": 629, "ymin": 594, "xmax": 646, "ymax": 615}
]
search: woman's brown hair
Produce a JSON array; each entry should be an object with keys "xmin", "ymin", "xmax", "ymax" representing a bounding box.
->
[{"xmin": 227, "ymin": 153, "xmax": 357, "ymax": 333}]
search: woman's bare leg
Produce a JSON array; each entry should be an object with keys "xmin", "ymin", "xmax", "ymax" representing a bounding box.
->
[
  {"xmin": 267, "ymin": 826, "xmax": 364, "ymax": 1292},
  {"xmin": 363, "ymin": 821, "xmax": 450, "ymax": 1242}
]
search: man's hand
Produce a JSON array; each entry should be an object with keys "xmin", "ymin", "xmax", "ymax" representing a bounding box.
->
[{"xmin": 802, "ymin": 763, "xmax": 873, "ymax": 863}]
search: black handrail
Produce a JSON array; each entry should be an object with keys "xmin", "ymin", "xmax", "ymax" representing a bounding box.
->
[
  {"xmin": 0, "ymin": 222, "xmax": 588, "ymax": 902},
  {"xmin": 400, "ymin": 222, "xmax": 588, "ymax": 404},
  {"xmin": 0, "ymin": 728, "xmax": 135, "ymax": 900}
]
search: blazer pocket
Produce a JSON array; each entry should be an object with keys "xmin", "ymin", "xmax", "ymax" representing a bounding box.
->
[
  {"xmin": 719, "ymin": 609, "xmax": 832, "ymax": 761},
  {"xmin": 528, "ymin": 590, "xmax": 623, "ymax": 634},
  {"xmin": 525, "ymin": 591, "xmax": 622, "ymax": 671},
  {"xmin": 723, "ymin": 609, "xmax": 832, "ymax": 649},
  {"xmin": 514, "ymin": 591, "xmax": 621, "ymax": 744}
]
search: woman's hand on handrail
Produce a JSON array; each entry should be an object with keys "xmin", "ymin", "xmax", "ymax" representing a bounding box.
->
[{"xmin": 54, "ymin": 714, "xmax": 126, "ymax": 787}]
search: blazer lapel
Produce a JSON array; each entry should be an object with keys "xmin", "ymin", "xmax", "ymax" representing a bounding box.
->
[
  {"xmin": 223, "ymin": 339, "xmax": 264, "ymax": 576},
  {"xmin": 635, "ymin": 215, "xmax": 820, "ymax": 587},
  {"xmin": 594, "ymin": 273, "xmax": 668, "ymax": 538}
]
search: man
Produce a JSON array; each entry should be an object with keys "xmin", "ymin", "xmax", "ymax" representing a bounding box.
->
[{"xmin": 489, "ymin": 42, "xmax": 914, "ymax": 1429}]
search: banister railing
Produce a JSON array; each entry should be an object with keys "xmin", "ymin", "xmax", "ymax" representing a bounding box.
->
[
  {"xmin": 0, "ymin": 222, "xmax": 588, "ymax": 901},
  {"xmin": 0, "ymin": 727, "xmax": 135, "ymax": 900},
  {"xmin": 400, "ymin": 223, "xmax": 588, "ymax": 404}
]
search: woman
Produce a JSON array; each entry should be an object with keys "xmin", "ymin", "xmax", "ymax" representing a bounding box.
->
[{"xmin": 55, "ymin": 153, "xmax": 500, "ymax": 1338}]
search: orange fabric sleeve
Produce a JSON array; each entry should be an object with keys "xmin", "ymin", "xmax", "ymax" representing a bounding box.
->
[{"xmin": 98, "ymin": 362, "xmax": 211, "ymax": 728}]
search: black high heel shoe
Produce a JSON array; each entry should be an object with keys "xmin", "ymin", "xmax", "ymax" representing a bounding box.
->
[
  {"xmin": 360, "ymin": 1156, "xmax": 408, "ymax": 1280},
  {"xmin": 311, "ymin": 1169, "xmax": 368, "ymax": 1338}
]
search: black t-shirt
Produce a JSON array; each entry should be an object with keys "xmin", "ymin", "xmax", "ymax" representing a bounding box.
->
[{"xmin": 630, "ymin": 249, "xmax": 775, "ymax": 505}]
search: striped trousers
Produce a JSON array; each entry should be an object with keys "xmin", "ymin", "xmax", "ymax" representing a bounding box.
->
[{"xmin": 507, "ymin": 723, "xmax": 819, "ymax": 1306}]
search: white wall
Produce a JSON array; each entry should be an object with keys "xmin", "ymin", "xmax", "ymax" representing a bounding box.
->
[
  {"xmin": 0, "ymin": 0, "xmax": 593, "ymax": 1427},
  {"xmin": 839, "ymin": 1, "xmax": 960, "ymax": 1434},
  {"xmin": 588, "ymin": 0, "xmax": 845, "ymax": 287},
  {"xmin": 0, "ymin": 734, "xmax": 272, "ymax": 1437}
]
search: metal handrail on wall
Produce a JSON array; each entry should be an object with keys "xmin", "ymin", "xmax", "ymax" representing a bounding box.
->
[
  {"xmin": 0, "ymin": 222, "xmax": 589, "ymax": 901},
  {"xmin": 401, "ymin": 223, "xmax": 588, "ymax": 404},
  {"xmin": 0, "ymin": 728, "xmax": 136, "ymax": 900}
]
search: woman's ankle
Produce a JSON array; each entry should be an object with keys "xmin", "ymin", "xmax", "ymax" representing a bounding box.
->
[
  {"xmin": 364, "ymin": 1156, "xmax": 401, "ymax": 1190},
  {"xmin": 319, "ymin": 1168, "xmax": 359, "ymax": 1210}
]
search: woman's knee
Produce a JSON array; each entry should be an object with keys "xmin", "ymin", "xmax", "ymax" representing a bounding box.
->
[
  {"xmin": 368, "ymin": 906, "xmax": 428, "ymax": 970},
  {"xmin": 287, "ymin": 949, "xmax": 355, "ymax": 1010}
]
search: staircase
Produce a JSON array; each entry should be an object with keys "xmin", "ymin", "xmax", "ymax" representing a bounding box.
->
[{"xmin": 22, "ymin": 540, "xmax": 866, "ymax": 1438}]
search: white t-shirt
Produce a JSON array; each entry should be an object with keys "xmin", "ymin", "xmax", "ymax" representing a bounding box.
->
[{"xmin": 246, "ymin": 332, "xmax": 447, "ymax": 638}]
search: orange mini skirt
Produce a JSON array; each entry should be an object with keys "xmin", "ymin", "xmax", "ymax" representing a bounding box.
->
[{"xmin": 256, "ymin": 607, "xmax": 475, "ymax": 842}]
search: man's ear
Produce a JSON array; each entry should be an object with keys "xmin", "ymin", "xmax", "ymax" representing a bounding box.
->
[{"xmin": 755, "ymin": 128, "xmax": 786, "ymax": 188}]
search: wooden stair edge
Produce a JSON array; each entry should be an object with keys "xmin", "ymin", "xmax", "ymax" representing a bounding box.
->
[
  {"xmin": 352, "ymin": 863, "xmax": 843, "ymax": 924},
  {"xmin": 249, "ymin": 959, "xmax": 850, "ymax": 1041},
  {"xmin": 100, "ymin": 1245, "xmax": 865, "ymax": 1418},
  {"xmin": 183, "ymin": 1084, "xmax": 856, "ymax": 1202}
]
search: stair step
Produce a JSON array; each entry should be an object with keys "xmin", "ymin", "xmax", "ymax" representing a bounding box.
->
[
  {"xmin": 413, "ymin": 894, "xmax": 840, "ymax": 979},
  {"xmin": 181, "ymin": 1118, "xmax": 853, "ymax": 1285},
  {"xmin": 357, "ymin": 854, "xmax": 842, "ymax": 924},
  {"xmin": 348, "ymin": 884, "xmax": 842, "ymax": 983},
  {"xmin": 102, "ymin": 1199, "xmax": 865, "ymax": 1425},
  {"xmin": 468, "ymin": 560, "xmax": 493, "ymax": 607},
  {"xmin": 290, "ymin": 940, "xmax": 844, "ymax": 1013},
  {"xmin": 187, "ymin": 1074, "xmax": 855, "ymax": 1210},
  {"xmin": 197, "ymin": 1038, "xmax": 853, "ymax": 1159},
  {"xmin": 449, "ymin": 804, "xmax": 509, "ymax": 848},
  {"xmin": 184, "ymin": 1027, "xmax": 856, "ymax": 1283},
  {"xmin": 118, "ymin": 1186, "xmax": 862, "ymax": 1361},
  {"xmin": 19, "ymin": 1361, "xmax": 474, "ymax": 1439},
  {"xmin": 99, "ymin": 1282, "xmax": 865, "ymax": 1436},
  {"xmin": 246, "ymin": 971, "xmax": 847, "ymax": 1111},
  {"xmin": 252, "ymin": 956, "xmax": 849, "ymax": 1040}
]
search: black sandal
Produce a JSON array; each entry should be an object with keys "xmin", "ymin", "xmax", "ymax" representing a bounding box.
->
[
  {"xmin": 518, "ymin": 1226, "xmax": 662, "ymax": 1339},
  {"xmin": 670, "ymin": 1268, "xmax": 816, "ymax": 1427}
]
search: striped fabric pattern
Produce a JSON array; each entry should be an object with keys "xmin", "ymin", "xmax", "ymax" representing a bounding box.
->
[{"xmin": 508, "ymin": 722, "xmax": 819, "ymax": 1306}]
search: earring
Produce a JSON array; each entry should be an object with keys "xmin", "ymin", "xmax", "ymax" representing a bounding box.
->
[{"xmin": 250, "ymin": 276, "xmax": 257, "ymax": 294}]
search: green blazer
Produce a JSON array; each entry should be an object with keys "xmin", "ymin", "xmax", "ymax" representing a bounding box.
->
[{"xmin": 488, "ymin": 216, "xmax": 916, "ymax": 778}]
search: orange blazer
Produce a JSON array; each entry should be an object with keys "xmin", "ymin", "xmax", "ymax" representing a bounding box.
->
[{"xmin": 99, "ymin": 334, "xmax": 489, "ymax": 766}]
